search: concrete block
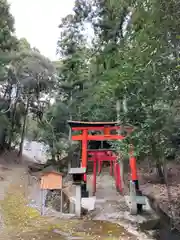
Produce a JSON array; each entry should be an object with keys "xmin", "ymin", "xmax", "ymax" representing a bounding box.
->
[
  {"xmin": 125, "ymin": 195, "xmax": 147, "ymax": 205},
  {"xmin": 81, "ymin": 196, "xmax": 96, "ymax": 211},
  {"xmin": 75, "ymin": 185, "xmax": 81, "ymax": 217}
]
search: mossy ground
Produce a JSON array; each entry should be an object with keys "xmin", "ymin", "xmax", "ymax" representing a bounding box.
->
[{"xmin": 0, "ymin": 172, "xmax": 136, "ymax": 240}]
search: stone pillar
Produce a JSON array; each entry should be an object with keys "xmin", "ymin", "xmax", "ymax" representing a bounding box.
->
[
  {"xmin": 75, "ymin": 185, "xmax": 81, "ymax": 217},
  {"xmin": 69, "ymin": 201, "xmax": 75, "ymax": 213}
]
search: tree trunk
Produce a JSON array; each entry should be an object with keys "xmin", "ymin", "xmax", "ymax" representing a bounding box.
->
[
  {"xmin": 51, "ymin": 152, "xmax": 56, "ymax": 162},
  {"xmin": 156, "ymin": 159, "xmax": 165, "ymax": 184},
  {"xmin": 57, "ymin": 155, "xmax": 60, "ymax": 161},
  {"xmin": 151, "ymin": 134, "xmax": 165, "ymax": 183},
  {"xmin": 8, "ymin": 86, "xmax": 19, "ymax": 149},
  {"xmin": 116, "ymin": 99, "xmax": 125, "ymax": 189},
  {"xmin": 18, "ymin": 97, "xmax": 30, "ymax": 158},
  {"xmin": 68, "ymin": 90, "xmax": 73, "ymax": 171},
  {"xmin": 0, "ymin": 129, "xmax": 7, "ymax": 151}
]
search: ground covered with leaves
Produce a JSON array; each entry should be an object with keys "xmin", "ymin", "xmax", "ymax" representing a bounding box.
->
[
  {"xmin": 0, "ymin": 155, "xmax": 137, "ymax": 240},
  {"xmin": 137, "ymin": 162, "xmax": 180, "ymax": 231}
]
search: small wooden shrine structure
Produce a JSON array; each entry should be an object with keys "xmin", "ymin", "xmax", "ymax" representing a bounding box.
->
[
  {"xmin": 40, "ymin": 166, "xmax": 64, "ymax": 215},
  {"xmin": 40, "ymin": 166, "xmax": 63, "ymax": 190}
]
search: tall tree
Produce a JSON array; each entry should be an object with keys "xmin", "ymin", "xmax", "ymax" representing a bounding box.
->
[
  {"xmin": 91, "ymin": 0, "xmax": 180, "ymax": 179},
  {"xmin": 0, "ymin": 0, "xmax": 18, "ymax": 149}
]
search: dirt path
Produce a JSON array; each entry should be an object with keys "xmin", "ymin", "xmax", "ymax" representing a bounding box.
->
[{"xmin": 87, "ymin": 173, "xmax": 155, "ymax": 240}]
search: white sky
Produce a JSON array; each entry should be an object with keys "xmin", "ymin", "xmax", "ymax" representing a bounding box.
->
[{"xmin": 8, "ymin": 0, "xmax": 75, "ymax": 60}]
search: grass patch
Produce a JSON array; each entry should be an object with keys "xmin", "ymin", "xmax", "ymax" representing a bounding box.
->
[
  {"xmin": 0, "ymin": 184, "xmax": 134, "ymax": 239},
  {"xmin": 0, "ymin": 187, "xmax": 40, "ymax": 231}
]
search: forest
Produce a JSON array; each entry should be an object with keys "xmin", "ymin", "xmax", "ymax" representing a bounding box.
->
[{"xmin": 0, "ymin": 0, "xmax": 179, "ymax": 181}]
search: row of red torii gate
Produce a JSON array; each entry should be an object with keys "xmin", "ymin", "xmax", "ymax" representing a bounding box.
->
[{"xmin": 68, "ymin": 121, "xmax": 140, "ymax": 202}]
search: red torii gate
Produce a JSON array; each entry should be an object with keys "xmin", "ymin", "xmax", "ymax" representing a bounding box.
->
[{"xmin": 68, "ymin": 121, "xmax": 139, "ymax": 196}]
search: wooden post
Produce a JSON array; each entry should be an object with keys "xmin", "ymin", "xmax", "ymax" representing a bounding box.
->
[
  {"xmin": 129, "ymin": 145, "xmax": 143, "ymax": 213},
  {"xmin": 68, "ymin": 97, "xmax": 73, "ymax": 172},
  {"xmin": 82, "ymin": 129, "xmax": 88, "ymax": 186},
  {"xmin": 82, "ymin": 129, "xmax": 88, "ymax": 168},
  {"xmin": 129, "ymin": 145, "xmax": 138, "ymax": 187},
  {"xmin": 116, "ymin": 162, "xmax": 122, "ymax": 192},
  {"xmin": 40, "ymin": 177, "xmax": 44, "ymax": 216},
  {"xmin": 41, "ymin": 189, "xmax": 45, "ymax": 215},
  {"xmin": 114, "ymin": 161, "xmax": 117, "ymax": 189},
  {"xmin": 60, "ymin": 189, "xmax": 63, "ymax": 213},
  {"xmin": 40, "ymin": 189, "xmax": 42, "ymax": 215}
]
